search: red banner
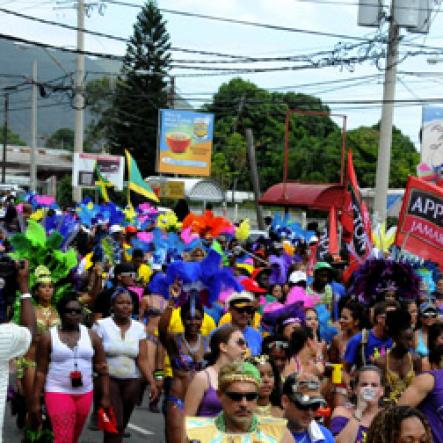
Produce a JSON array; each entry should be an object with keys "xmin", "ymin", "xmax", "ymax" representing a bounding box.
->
[
  {"xmin": 395, "ymin": 176, "xmax": 443, "ymax": 267},
  {"xmin": 341, "ymin": 150, "xmax": 372, "ymax": 261}
]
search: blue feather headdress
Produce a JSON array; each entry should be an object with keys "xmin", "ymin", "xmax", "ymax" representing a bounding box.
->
[
  {"xmin": 165, "ymin": 250, "xmax": 242, "ymax": 307},
  {"xmin": 271, "ymin": 213, "xmax": 316, "ymax": 244}
]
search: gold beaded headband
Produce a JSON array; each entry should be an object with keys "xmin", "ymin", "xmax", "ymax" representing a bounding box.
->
[{"xmin": 219, "ymin": 362, "xmax": 261, "ymax": 391}]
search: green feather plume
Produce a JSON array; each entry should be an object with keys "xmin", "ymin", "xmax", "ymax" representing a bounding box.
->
[{"xmin": 9, "ymin": 220, "xmax": 78, "ymax": 321}]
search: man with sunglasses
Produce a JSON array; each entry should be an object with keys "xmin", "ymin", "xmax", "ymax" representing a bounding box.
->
[
  {"xmin": 224, "ymin": 291, "xmax": 262, "ymax": 356},
  {"xmin": 282, "ymin": 373, "xmax": 334, "ymax": 443},
  {"xmin": 185, "ymin": 361, "xmax": 294, "ymax": 442}
]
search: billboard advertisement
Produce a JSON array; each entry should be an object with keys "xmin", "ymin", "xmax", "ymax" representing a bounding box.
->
[
  {"xmin": 419, "ymin": 106, "xmax": 443, "ymax": 185},
  {"xmin": 395, "ymin": 176, "xmax": 443, "ymax": 267},
  {"xmin": 72, "ymin": 153, "xmax": 125, "ymax": 190},
  {"xmin": 157, "ymin": 109, "xmax": 214, "ymax": 176}
]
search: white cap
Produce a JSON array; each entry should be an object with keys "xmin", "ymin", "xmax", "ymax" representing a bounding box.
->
[
  {"xmin": 226, "ymin": 290, "xmax": 254, "ymax": 306},
  {"xmin": 109, "ymin": 224, "xmax": 123, "ymax": 234},
  {"xmin": 289, "ymin": 270, "xmax": 307, "ymax": 284}
]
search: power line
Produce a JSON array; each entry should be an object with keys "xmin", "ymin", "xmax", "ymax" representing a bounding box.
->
[
  {"xmin": 293, "ymin": 0, "xmax": 442, "ymax": 13},
  {"xmin": 0, "ymin": 31, "xmax": 124, "ymax": 60},
  {"xmin": 104, "ymin": 0, "xmax": 377, "ymax": 42},
  {"xmin": 104, "ymin": 1, "xmax": 443, "ymax": 54},
  {"xmin": 2, "ymin": 4, "xmax": 442, "ymax": 69},
  {"xmin": 0, "ymin": 33, "xmax": 388, "ymax": 78},
  {"xmin": 0, "ymin": 7, "xmax": 252, "ymax": 59}
]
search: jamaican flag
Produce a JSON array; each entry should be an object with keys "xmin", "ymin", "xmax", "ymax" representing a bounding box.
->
[
  {"xmin": 125, "ymin": 149, "xmax": 160, "ymax": 206},
  {"xmin": 94, "ymin": 163, "xmax": 114, "ymax": 203}
]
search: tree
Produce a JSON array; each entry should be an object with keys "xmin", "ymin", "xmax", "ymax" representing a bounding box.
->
[
  {"xmin": 84, "ymin": 77, "xmax": 114, "ymax": 151},
  {"xmin": 206, "ymin": 78, "xmax": 338, "ymax": 191},
  {"xmin": 107, "ymin": 0, "xmax": 171, "ymax": 176},
  {"xmin": 45, "ymin": 128, "xmax": 74, "ymax": 150},
  {"xmin": 56, "ymin": 174, "xmax": 73, "ymax": 208},
  {"xmin": 207, "ymin": 78, "xmax": 418, "ymax": 191},
  {"xmin": 0, "ymin": 126, "xmax": 26, "ymax": 146},
  {"xmin": 345, "ymin": 124, "xmax": 419, "ymax": 188}
]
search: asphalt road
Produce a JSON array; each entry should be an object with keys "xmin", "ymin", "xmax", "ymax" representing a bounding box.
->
[{"xmin": 3, "ymin": 395, "xmax": 166, "ymax": 443}]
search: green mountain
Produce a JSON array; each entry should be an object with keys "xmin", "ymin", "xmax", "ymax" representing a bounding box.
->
[{"xmin": 0, "ymin": 39, "xmax": 120, "ymax": 146}]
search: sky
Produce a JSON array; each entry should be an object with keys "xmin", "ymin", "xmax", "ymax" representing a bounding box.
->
[{"xmin": 2, "ymin": 0, "xmax": 443, "ymax": 150}]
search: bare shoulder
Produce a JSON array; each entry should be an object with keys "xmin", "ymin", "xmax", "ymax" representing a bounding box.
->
[
  {"xmin": 88, "ymin": 328, "xmax": 101, "ymax": 344},
  {"xmin": 331, "ymin": 405, "xmax": 353, "ymax": 419},
  {"xmin": 414, "ymin": 372, "xmax": 436, "ymax": 390},
  {"xmin": 191, "ymin": 369, "xmax": 209, "ymax": 388}
]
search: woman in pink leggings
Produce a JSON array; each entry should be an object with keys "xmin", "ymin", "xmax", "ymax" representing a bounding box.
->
[{"xmin": 31, "ymin": 292, "xmax": 110, "ymax": 443}]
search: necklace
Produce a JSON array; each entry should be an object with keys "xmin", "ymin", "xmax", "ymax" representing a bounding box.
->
[
  {"xmin": 181, "ymin": 333, "xmax": 201, "ymax": 355},
  {"xmin": 37, "ymin": 305, "xmax": 53, "ymax": 320},
  {"xmin": 255, "ymin": 403, "xmax": 272, "ymax": 416}
]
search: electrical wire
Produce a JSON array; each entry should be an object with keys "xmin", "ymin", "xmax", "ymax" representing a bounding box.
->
[
  {"xmin": 0, "ymin": 7, "xmax": 252, "ymax": 59},
  {"xmin": 104, "ymin": 0, "xmax": 377, "ymax": 42},
  {"xmin": 293, "ymin": 0, "xmax": 441, "ymax": 13}
]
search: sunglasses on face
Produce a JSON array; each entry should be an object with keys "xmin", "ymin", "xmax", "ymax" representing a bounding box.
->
[
  {"xmin": 224, "ymin": 391, "xmax": 258, "ymax": 402},
  {"xmin": 295, "ymin": 381, "xmax": 321, "ymax": 390},
  {"xmin": 422, "ymin": 312, "xmax": 438, "ymax": 319},
  {"xmin": 291, "ymin": 400, "xmax": 322, "ymax": 411},
  {"xmin": 234, "ymin": 307, "xmax": 254, "ymax": 315},
  {"xmin": 236, "ymin": 338, "xmax": 247, "ymax": 347},
  {"xmin": 119, "ymin": 272, "xmax": 136, "ymax": 278},
  {"xmin": 269, "ymin": 340, "xmax": 289, "ymax": 349},
  {"xmin": 64, "ymin": 308, "xmax": 82, "ymax": 315}
]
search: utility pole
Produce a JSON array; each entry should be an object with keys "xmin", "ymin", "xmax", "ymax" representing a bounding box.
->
[
  {"xmin": 168, "ymin": 75, "xmax": 175, "ymax": 109},
  {"xmin": 30, "ymin": 60, "xmax": 38, "ymax": 193},
  {"xmin": 245, "ymin": 128, "xmax": 265, "ymax": 230},
  {"xmin": 73, "ymin": 0, "xmax": 85, "ymax": 203},
  {"xmin": 2, "ymin": 93, "xmax": 8, "ymax": 184},
  {"xmin": 373, "ymin": 0, "xmax": 400, "ymax": 223}
]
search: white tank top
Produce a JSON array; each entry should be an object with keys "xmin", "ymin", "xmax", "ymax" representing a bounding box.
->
[{"xmin": 45, "ymin": 324, "xmax": 94, "ymax": 394}]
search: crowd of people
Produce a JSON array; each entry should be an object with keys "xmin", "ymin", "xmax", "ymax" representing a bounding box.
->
[{"xmin": 0, "ymin": 194, "xmax": 442, "ymax": 443}]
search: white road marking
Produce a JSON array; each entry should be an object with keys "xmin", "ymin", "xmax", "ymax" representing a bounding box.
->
[{"xmin": 127, "ymin": 423, "xmax": 154, "ymax": 435}]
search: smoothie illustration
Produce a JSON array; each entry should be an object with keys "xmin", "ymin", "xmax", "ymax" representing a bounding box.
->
[
  {"xmin": 166, "ymin": 131, "xmax": 192, "ymax": 154},
  {"xmin": 193, "ymin": 118, "xmax": 209, "ymax": 139}
]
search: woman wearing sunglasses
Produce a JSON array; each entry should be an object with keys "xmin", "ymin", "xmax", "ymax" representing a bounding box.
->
[
  {"xmin": 184, "ymin": 325, "xmax": 247, "ymax": 418},
  {"xmin": 414, "ymin": 302, "xmax": 439, "ymax": 358},
  {"xmin": 262, "ymin": 336, "xmax": 291, "ymax": 381},
  {"xmin": 31, "ymin": 292, "xmax": 110, "ymax": 443},
  {"xmin": 93, "ymin": 288, "xmax": 158, "ymax": 442}
]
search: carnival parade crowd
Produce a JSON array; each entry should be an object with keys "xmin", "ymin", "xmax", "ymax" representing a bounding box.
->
[{"xmin": 0, "ymin": 193, "xmax": 442, "ymax": 443}]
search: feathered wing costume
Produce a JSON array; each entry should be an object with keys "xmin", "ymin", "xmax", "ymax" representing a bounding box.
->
[
  {"xmin": 348, "ymin": 258, "xmax": 421, "ymax": 305},
  {"xmin": 182, "ymin": 210, "xmax": 235, "ymax": 238},
  {"xmin": 9, "ymin": 219, "xmax": 78, "ymax": 319},
  {"xmin": 165, "ymin": 250, "xmax": 242, "ymax": 307}
]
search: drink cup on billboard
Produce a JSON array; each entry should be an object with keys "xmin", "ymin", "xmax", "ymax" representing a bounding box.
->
[
  {"xmin": 193, "ymin": 118, "xmax": 209, "ymax": 139},
  {"xmin": 166, "ymin": 132, "xmax": 192, "ymax": 154}
]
